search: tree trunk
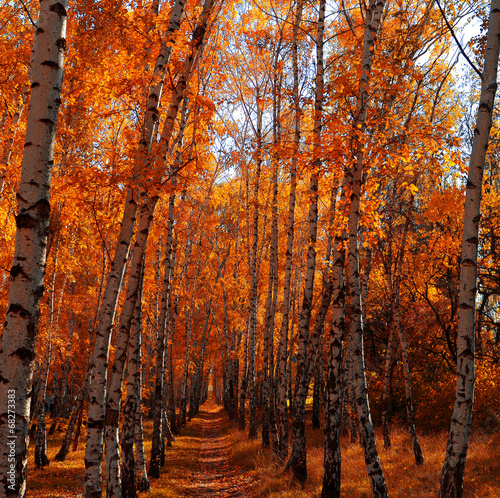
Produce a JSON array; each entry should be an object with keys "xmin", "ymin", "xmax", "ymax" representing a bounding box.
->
[
  {"xmin": 381, "ymin": 326, "xmax": 396, "ymax": 449},
  {"xmin": 274, "ymin": 0, "xmax": 302, "ymax": 459},
  {"xmin": 149, "ymin": 188, "xmax": 176, "ymax": 478},
  {"xmin": 346, "ymin": 1, "xmax": 388, "ymax": 496},
  {"xmin": 55, "ymin": 363, "xmax": 91, "ymax": 461},
  {"xmin": 321, "ymin": 227, "xmax": 346, "ymax": 498},
  {"xmin": 0, "ymin": 0, "xmax": 67, "ymax": 493},
  {"xmin": 121, "ymin": 265, "xmax": 148, "ymax": 498},
  {"xmin": 440, "ymin": 2, "xmax": 500, "ymax": 496},
  {"xmin": 34, "ymin": 345, "xmax": 51, "ymax": 469},
  {"xmin": 247, "ymin": 99, "xmax": 263, "ymax": 441},
  {"xmin": 312, "ymin": 362, "xmax": 321, "ymax": 429},
  {"xmin": 391, "ymin": 206, "xmax": 423, "ymax": 464},
  {"xmin": 134, "ymin": 360, "xmax": 150, "ymax": 492},
  {"xmin": 105, "ymin": 195, "xmax": 157, "ymax": 497},
  {"xmin": 288, "ymin": 0, "xmax": 324, "ymax": 483}
]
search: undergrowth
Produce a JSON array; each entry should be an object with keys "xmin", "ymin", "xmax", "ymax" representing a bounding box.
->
[
  {"xmin": 26, "ymin": 404, "xmax": 500, "ymax": 497},
  {"xmin": 228, "ymin": 415, "xmax": 500, "ymax": 497}
]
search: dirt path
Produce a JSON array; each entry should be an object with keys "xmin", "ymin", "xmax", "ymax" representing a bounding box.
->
[{"xmin": 175, "ymin": 401, "xmax": 257, "ymax": 497}]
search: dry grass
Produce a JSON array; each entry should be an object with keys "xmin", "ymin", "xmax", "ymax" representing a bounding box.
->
[
  {"xmin": 229, "ymin": 417, "xmax": 500, "ymax": 497},
  {"xmin": 26, "ymin": 408, "xmax": 500, "ymax": 497},
  {"xmin": 26, "ymin": 416, "xmax": 203, "ymax": 497},
  {"xmin": 28, "ymin": 424, "xmax": 86, "ymax": 497}
]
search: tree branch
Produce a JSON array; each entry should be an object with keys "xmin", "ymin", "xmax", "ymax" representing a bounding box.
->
[{"xmin": 434, "ymin": 0, "xmax": 483, "ymax": 80}]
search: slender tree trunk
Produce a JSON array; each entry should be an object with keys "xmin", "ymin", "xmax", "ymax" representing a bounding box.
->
[
  {"xmin": 321, "ymin": 226, "xmax": 346, "ymax": 498},
  {"xmin": 0, "ymin": 0, "xmax": 67, "ymax": 493},
  {"xmin": 391, "ymin": 207, "xmax": 423, "ymax": 464},
  {"xmin": 381, "ymin": 326, "xmax": 396, "ymax": 449},
  {"xmin": 288, "ymin": 0, "xmax": 324, "ymax": 482},
  {"xmin": 346, "ymin": 1, "xmax": 388, "ymax": 496},
  {"xmin": 105, "ymin": 195, "xmax": 157, "ymax": 497},
  {"xmin": 167, "ymin": 326, "xmax": 177, "ymax": 435},
  {"xmin": 239, "ymin": 163, "xmax": 252, "ymax": 432},
  {"xmin": 262, "ymin": 130, "xmax": 279, "ymax": 449},
  {"xmin": 238, "ymin": 324, "xmax": 248, "ymax": 430},
  {"xmin": 274, "ymin": 0, "xmax": 302, "ymax": 462},
  {"xmin": 262, "ymin": 25, "xmax": 284, "ymax": 451},
  {"xmin": 164, "ymin": 194, "xmax": 180, "ymax": 437},
  {"xmin": 247, "ymin": 100, "xmax": 264, "ymax": 441},
  {"xmin": 35, "ymin": 240, "xmax": 59, "ymax": 467},
  {"xmin": 59, "ymin": 288, "xmax": 75, "ymax": 419},
  {"xmin": 34, "ymin": 338, "xmax": 51, "ymax": 470},
  {"xmin": 121, "ymin": 265, "xmax": 148, "ymax": 498},
  {"xmin": 440, "ymin": 2, "xmax": 500, "ymax": 496},
  {"xmin": 312, "ymin": 362, "xmax": 321, "ymax": 429},
  {"xmin": 149, "ymin": 188, "xmax": 176, "ymax": 478},
  {"xmin": 55, "ymin": 363, "xmax": 91, "ymax": 461},
  {"xmin": 395, "ymin": 298, "xmax": 423, "ymax": 464},
  {"xmin": 346, "ymin": 344, "xmax": 357, "ymax": 443},
  {"xmin": 134, "ymin": 356, "xmax": 149, "ymax": 492}
]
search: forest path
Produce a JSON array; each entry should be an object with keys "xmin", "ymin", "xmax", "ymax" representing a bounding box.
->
[{"xmin": 161, "ymin": 400, "xmax": 257, "ymax": 497}]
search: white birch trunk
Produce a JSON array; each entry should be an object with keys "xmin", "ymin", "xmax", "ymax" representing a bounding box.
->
[
  {"xmin": 440, "ymin": 2, "xmax": 500, "ymax": 496},
  {"xmin": 347, "ymin": 1, "xmax": 387, "ymax": 495},
  {"xmin": 321, "ymin": 227, "xmax": 346, "ymax": 498},
  {"xmin": 34, "ymin": 341, "xmax": 51, "ymax": 470},
  {"xmin": 275, "ymin": 0, "xmax": 302, "ymax": 463},
  {"xmin": 288, "ymin": 0, "xmax": 324, "ymax": 482},
  {"xmin": 121, "ymin": 265, "xmax": 148, "ymax": 498},
  {"xmin": 105, "ymin": 194, "xmax": 158, "ymax": 498},
  {"xmin": 134, "ymin": 349, "xmax": 149, "ymax": 492},
  {"xmin": 0, "ymin": 0, "xmax": 67, "ymax": 493},
  {"xmin": 247, "ymin": 103, "xmax": 263, "ymax": 441},
  {"xmin": 149, "ymin": 188, "xmax": 176, "ymax": 478},
  {"xmin": 381, "ymin": 324, "xmax": 395, "ymax": 449}
]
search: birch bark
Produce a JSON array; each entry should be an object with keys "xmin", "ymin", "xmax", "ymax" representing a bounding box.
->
[
  {"xmin": 346, "ymin": 1, "xmax": 388, "ymax": 495},
  {"xmin": 288, "ymin": 0, "xmax": 324, "ymax": 481},
  {"xmin": 321, "ymin": 228, "xmax": 346, "ymax": 498},
  {"xmin": 0, "ymin": 0, "xmax": 67, "ymax": 493},
  {"xmin": 247, "ymin": 100, "xmax": 263, "ymax": 441},
  {"xmin": 121, "ymin": 266, "xmax": 148, "ymax": 498},
  {"xmin": 274, "ymin": 0, "xmax": 302, "ymax": 463},
  {"xmin": 440, "ymin": 2, "xmax": 500, "ymax": 496}
]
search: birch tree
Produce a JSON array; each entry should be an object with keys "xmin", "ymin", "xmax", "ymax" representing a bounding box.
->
[
  {"xmin": 440, "ymin": 2, "xmax": 500, "ymax": 496},
  {"xmin": 346, "ymin": 0, "xmax": 388, "ymax": 495},
  {"xmin": 84, "ymin": 0, "xmax": 205, "ymax": 492},
  {"xmin": 275, "ymin": 0, "xmax": 302, "ymax": 463},
  {"xmin": 0, "ymin": 0, "xmax": 68, "ymax": 494}
]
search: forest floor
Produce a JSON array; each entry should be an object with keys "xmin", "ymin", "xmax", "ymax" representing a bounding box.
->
[
  {"xmin": 28, "ymin": 400, "xmax": 257, "ymax": 497},
  {"xmin": 27, "ymin": 400, "xmax": 500, "ymax": 497},
  {"xmin": 146, "ymin": 401, "xmax": 257, "ymax": 497}
]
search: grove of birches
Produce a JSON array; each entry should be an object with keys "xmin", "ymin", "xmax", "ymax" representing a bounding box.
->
[{"xmin": 1, "ymin": 0, "xmax": 500, "ymax": 496}]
